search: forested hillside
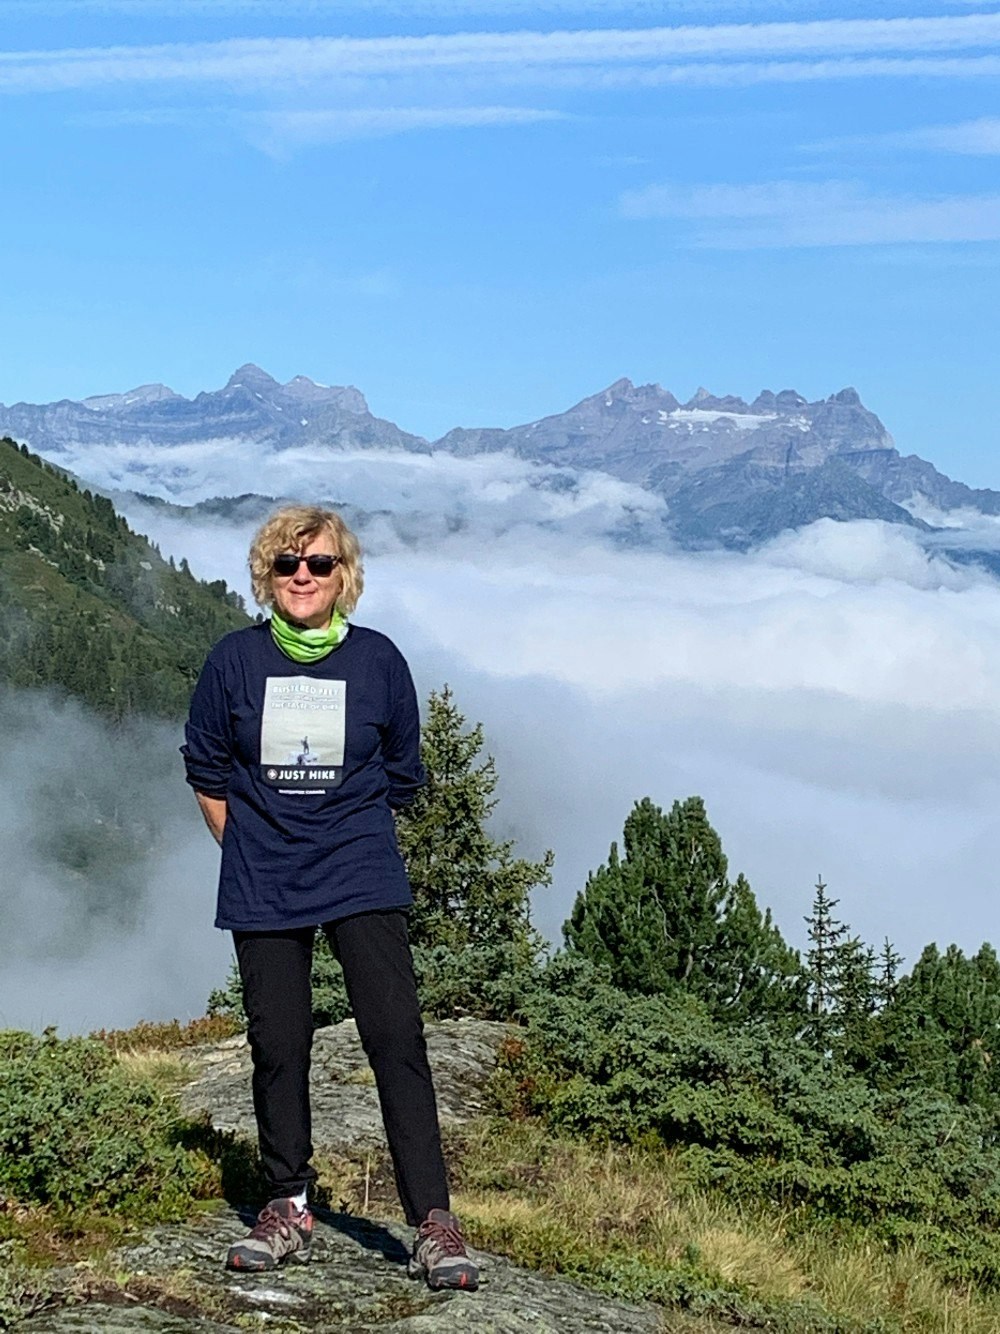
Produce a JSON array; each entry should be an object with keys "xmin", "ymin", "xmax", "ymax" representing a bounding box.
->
[{"xmin": 0, "ymin": 436, "xmax": 250, "ymax": 717}]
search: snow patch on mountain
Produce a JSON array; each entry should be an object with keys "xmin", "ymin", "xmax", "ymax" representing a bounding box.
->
[{"xmin": 667, "ymin": 408, "xmax": 779, "ymax": 429}]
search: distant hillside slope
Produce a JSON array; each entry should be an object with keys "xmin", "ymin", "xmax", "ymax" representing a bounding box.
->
[{"xmin": 0, "ymin": 436, "xmax": 251, "ymax": 717}]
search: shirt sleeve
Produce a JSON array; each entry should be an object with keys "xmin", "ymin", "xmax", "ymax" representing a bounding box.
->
[
  {"xmin": 381, "ymin": 645, "xmax": 426, "ymax": 810},
  {"xmin": 181, "ymin": 656, "xmax": 233, "ymax": 798}
]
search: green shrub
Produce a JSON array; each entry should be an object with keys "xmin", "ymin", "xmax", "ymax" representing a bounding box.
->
[
  {"xmin": 413, "ymin": 939, "xmax": 543, "ymax": 1020},
  {"xmin": 0, "ymin": 1242, "xmax": 55, "ymax": 1330},
  {"xmin": 0, "ymin": 1030, "xmax": 213, "ymax": 1215},
  {"xmin": 492, "ymin": 956, "xmax": 1000, "ymax": 1285}
]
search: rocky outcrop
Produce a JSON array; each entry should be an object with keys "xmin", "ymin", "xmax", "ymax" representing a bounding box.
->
[
  {"xmin": 16, "ymin": 1018, "xmax": 666, "ymax": 1332},
  {"xmin": 21, "ymin": 1207, "xmax": 663, "ymax": 1332},
  {"xmin": 179, "ymin": 1017, "xmax": 510, "ymax": 1151}
]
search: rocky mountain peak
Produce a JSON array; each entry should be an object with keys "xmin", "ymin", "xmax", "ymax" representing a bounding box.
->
[
  {"xmin": 224, "ymin": 363, "xmax": 279, "ymax": 391},
  {"xmin": 586, "ymin": 378, "xmax": 681, "ymax": 415},
  {"xmin": 683, "ymin": 389, "xmax": 751, "ymax": 413},
  {"xmin": 81, "ymin": 383, "xmax": 177, "ymax": 412},
  {"xmin": 282, "ymin": 375, "xmax": 369, "ymax": 414},
  {"xmin": 832, "ymin": 387, "xmax": 862, "ymax": 406}
]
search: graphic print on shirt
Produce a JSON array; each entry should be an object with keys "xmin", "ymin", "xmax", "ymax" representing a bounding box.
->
[{"xmin": 260, "ymin": 676, "xmax": 346, "ymax": 791}]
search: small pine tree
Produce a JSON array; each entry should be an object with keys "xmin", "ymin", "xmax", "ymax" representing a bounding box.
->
[
  {"xmin": 804, "ymin": 876, "xmax": 848, "ymax": 1053},
  {"xmin": 396, "ymin": 685, "xmax": 553, "ymax": 956},
  {"xmin": 564, "ymin": 796, "xmax": 727, "ymax": 997},
  {"xmin": 710, "ymin": 872, "xmax": 805, "ymax": 1027},
  {"xmin": 875, "ymin": 942, "xmax": 1000, "ymax": 1107},
  {"xmin": 875, "ymin": 937, "xmax": 903, "ymax": 1008}
]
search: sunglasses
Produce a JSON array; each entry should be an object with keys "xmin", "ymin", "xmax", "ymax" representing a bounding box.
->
[{"xmin": 272, "ymin": 553, "xmax": 342, "ymax": 578}]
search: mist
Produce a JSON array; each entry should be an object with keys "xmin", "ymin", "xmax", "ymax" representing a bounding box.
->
[
  {"xmin": 116, "ymin": 458, "xmax": 1000, "ymax": 974},
  {"xmin": 0, "ymin": 689, "xmax": 231, "ymax": 1033}
]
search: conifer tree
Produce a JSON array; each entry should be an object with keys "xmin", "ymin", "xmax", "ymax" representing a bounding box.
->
[
  {"xmin": 710, "ymin": 872, "xmax": 806, "ymax": 1026},
  {"xmin": 395, "ymin": 685, "xmax": 553, "ymax": 954},
  {"xmin": 875, "ymin": 937, "xmax": 903, "ymax": 1008},
  {"xmin": 564, "ymin": 796, "xmax": 802, "ymax": 1022},
  {"xmin": 804, "ymin": 876, "xmax": 848, "ymax": 1053},
  {"xmin": 875, "ymin": 942, "xmax": 1000, "ymax": 1107}
]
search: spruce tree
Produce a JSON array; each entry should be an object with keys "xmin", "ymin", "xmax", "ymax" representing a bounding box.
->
[
  {"xmin": 803, "ymin": 876, "xmax": 848, "ymax": 1053},
  {"xmin": 875, "ymin": 937, "xmax": 903, "ymax": 1008},
  {"xmin": 395, "ymin": 685, "xmax": 553, "ymax": 954}
]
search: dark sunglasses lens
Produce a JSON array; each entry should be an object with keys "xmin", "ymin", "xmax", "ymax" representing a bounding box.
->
[
  {"xmin": 306, "ymin": 555, "xmax": 336, "ymax": 576},
  {"xmin": 273, "ymin": 554, "xmax": 300, "ymax": 576}
]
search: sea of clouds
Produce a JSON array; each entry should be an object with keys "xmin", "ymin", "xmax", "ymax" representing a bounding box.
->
[{"xmin": 5, "ymin": 436, "xmax": 1000, "ymax": 1033}]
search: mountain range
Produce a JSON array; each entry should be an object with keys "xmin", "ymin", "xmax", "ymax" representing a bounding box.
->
[{"xmin": 3, "ymin": 365, "xmax": 998, "ymax": 552}]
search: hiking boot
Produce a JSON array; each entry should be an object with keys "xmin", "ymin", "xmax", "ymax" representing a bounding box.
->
[
  {"xmin": 408, "ymin": 1208, "xmax": 479, "ymax": 1291},
  {"xmin": 225, "ymin": 1198, "xmax": 313, "ymax": 1272}
]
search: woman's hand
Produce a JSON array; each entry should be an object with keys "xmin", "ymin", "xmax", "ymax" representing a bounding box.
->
[{"xmin": 194, "ymin": 792, "xmax": 228, "ymax": 846}]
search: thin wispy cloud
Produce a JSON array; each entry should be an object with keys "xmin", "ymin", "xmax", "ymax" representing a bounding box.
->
[
  {"xmin": 251, "ymin": 104, "xmax": 568, "ymax": 151},
  {"xmin": 3, "ymin": 0, "xmax": 991, "ymax": 13},
  {"xmin": 76, "ymin": 102, "xmax": 568, "ymax": 147},
  {"xmin": 813, "ymin": 116, "xmax": 1000, "ymax": 155},
  {"xmin": 3, "ymin": 16, "xmax": 1000, "ymax": 95},
  {"xmin": 620, "ymin": 179, "xmax": 1000, "ymax": 247},
  {"xmin": 539, "ymin": 53, "xmax": 1000, "ymax": 89}
]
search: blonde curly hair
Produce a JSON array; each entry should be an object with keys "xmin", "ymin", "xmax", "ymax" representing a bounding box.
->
[{"xmin": 248, "ymin": 505, "xmax": 364, "ymax": 614}]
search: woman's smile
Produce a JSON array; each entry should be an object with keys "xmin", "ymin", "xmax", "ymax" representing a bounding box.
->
[{"xmin": 270, "ymin": 534, "xmax": 343, "ymax": 629}]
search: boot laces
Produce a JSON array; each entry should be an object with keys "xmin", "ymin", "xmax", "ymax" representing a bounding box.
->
[
  {"xmin": 419, "ymin": 1216, "xmax": 466, "ymax": 1256},
  {"xmin": 250, "ymin": 1206, "xmax": 292, "ymax": 1241}
]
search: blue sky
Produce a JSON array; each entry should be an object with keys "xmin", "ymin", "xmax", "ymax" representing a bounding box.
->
[{"xmin": 1, "ymin": 0, "xmax": 998, "ymax": 481}]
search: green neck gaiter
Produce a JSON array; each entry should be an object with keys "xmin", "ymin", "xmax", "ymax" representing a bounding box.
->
[{"xmin": 270, "ymin": 608, "xmax": 348, "ymax": 663}]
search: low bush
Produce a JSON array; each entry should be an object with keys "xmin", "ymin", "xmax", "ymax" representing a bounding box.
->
[
  {"xmin": 492, "ymin": 956, "xmax": 1000, "ymax": 1287},
  {"xmin": 0, "ymin": 1029, "xmax": 216, "ymax": 1217},
  {"xmin": 92, "ymin": 1014, "xmax": 242, "ymax": 1054}
]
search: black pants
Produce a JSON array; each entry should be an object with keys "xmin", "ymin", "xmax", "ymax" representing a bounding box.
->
[{"xmin": 234, "ymin": 909, "xmax": 450, "ymax": 1226}]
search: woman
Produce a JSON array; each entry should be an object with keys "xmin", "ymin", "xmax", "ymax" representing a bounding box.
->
[{"xmin": 182, "ymin": 504, "xmax": 478, "ymax": 1291}]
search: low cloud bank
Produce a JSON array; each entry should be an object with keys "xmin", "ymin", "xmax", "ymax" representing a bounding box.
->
[
  {"xmin": 0, "ymin": 689, "xmax": 230, "ymax": 1033},
  {"xmin": 53, "ymin": 437, "xmax": 669, "ymax": 546},
  {"xmin": 118, "ymin": 495, "xmax": 1000, "ymax": 980}
]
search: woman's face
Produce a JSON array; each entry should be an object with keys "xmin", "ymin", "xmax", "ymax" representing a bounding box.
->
[{"xmin": 270, "ymin": 531, "xmax": 343, "ymax": 629}]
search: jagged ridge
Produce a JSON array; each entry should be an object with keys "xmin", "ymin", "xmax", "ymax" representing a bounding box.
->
[{"xmin": 3, "ymin": 369, "xmax": 996, "ymax": 550}]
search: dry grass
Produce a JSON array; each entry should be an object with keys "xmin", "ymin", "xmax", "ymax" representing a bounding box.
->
[
  {"xmin": 443, "ymin": 1119, "xmax": 1000, "ymax": 1332},
  {"xmin": 97, "ymin": 1014, "xmax": 243, "ymax": 1094},
  {"xmin": 114, "ymin": 1049, "xmax": 192, "ymax": 1092}
]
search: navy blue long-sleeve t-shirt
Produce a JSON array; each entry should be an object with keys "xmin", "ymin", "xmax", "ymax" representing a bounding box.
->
[{"xmin": 182, "ymin": 621, "xmax": 425, "ymax": 931}]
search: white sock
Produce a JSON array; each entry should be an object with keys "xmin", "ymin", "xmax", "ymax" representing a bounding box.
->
[{"xmin": 288, "ymin": 1189, "xmax": 308, "ymax": 1212}]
